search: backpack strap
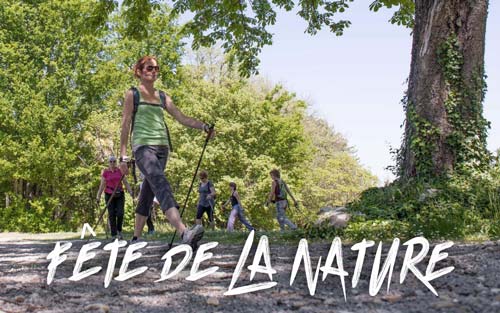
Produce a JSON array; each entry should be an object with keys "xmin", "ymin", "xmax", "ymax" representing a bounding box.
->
[
  {"xmin": 128, "ymin": 86, "xmax": 140, "ymax": 196},
  {"xmin": 159, "ymin": 90, "xmax": 174, "ymax": 152},
  {"xmin": 200, "ymin": 180, "xmax": 211, "ymax": 191},
  {"xmin": 129, "ymin": 86, "xmax": 140, "ymax": 138},
  {"xmin": 159, "ymin": 90, "xmax": 167, "ymax": 110},
  {"xmin": 283, "ymin": 180, "xmax": 288, "ymax": 194}
]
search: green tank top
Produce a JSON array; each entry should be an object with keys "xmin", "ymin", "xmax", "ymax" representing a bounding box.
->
[{"xmin": 132, "ymin": 91, "xmax": 169, "ymax": 147}]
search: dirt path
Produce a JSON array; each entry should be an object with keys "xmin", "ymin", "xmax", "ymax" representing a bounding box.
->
[{"xmin": 0, "ymin": 233, "xmax": 499, "ymax": 313}]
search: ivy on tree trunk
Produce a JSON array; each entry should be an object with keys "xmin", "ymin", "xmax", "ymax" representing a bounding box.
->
[{"xmin": 398, "ymin": 0, "xmax": 490, "ymax": 179}]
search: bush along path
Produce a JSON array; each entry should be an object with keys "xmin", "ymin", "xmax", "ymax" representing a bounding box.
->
[{"xmin": 0, "ymin": 231, "xmax": 499, "ymax": 313}]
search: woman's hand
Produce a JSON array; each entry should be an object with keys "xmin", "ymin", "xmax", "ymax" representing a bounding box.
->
[{"xmin": 203, "ymin": 124, "xmax": 216, "ymax": 139}]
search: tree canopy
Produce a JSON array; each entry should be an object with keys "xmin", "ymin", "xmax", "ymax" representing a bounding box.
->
[{"xmin": 116, "ymin": 0, "xmax": 415, "ymax": 76}]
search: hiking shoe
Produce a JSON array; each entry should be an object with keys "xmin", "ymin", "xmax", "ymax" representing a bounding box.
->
[
  {"xmin": 147, "ymin": 230, "xmax": 155, "ymax": 235},
  {"xmin": 181, "ymin": 225, "xmax": 204, "ymax": 248},
  {"xmin": 129, "ymin": 237, "xmax": 142, "ymax": 244},
  {"xmin": 117, "ymin": 231, "xmax": 123, "ymax": 240}
]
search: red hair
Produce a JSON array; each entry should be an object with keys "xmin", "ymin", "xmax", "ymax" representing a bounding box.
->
[{"xmin": 133, "ymin": 56, "xmax": 158, "ymax": 78}]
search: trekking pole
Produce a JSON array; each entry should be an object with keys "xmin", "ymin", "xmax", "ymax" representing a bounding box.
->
[
  {"xmin": 103, "ymin": 212, "xmax": 110, "ymax": 240},
  {"xmin": 131, "ymin": 160, "xmax": 139, "ymax": 209},
  {"xmin": 209, "ymin": 200, "xmax": 215, "ymax": 230},
  {"xmin": 89, "ymin": 173, "xmax": 125, "ymax": 242},
  {"xmin": 167, "ymin": 125, "xmax": 215, "ymax": 250}
]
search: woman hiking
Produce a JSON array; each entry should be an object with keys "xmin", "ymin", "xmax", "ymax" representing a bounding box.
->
[
  {"xmin": 195, "ymin": 170, "xmax": 216, "ymax": 228},
  {"xmin": 96, "ymin": 155, "xmax": 133, "ymax": 240},
  {"xmin": 266, "ymin": 169, "xmax": 298, "ymax": 231},
  {"xmin": 119, "ymin": 55, "xmax": 214, "ymax": 245},
  {"xmin": 223, "ymin": 182, "xmax": 254, "ymax": 232}
]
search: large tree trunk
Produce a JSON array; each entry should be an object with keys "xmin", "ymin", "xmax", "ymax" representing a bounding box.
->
[{"xmin": 400, "ymin": 0, "xmax": 490, "ymax": 179}]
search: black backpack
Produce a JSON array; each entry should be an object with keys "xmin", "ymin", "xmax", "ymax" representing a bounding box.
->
[
  {"xmin": 273, "ymin": 179, "xmax": 288, "ymax": 202},
  {"xmin": 129, "ymin": 86, "xmax": 173, "ymax": 151}
]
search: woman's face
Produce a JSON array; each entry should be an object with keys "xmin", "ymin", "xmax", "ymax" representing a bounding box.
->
[
  {"xmin": 200, "ymin": 175, "xmax": 207, "ymax": 183},
  {"xmin": 109, "ymin": 159, "xmax": 117, "ymax": 169},
  {"xmin": 138, "ymin": 59, "xmax": 159, "ymax": 82}
]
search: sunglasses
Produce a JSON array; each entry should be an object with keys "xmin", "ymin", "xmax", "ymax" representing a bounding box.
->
[
  {"xmin": 145, "ymin": 65, "xmax": 160, "ymax": 72},
  {"xmin": 109, "ymin": 160, "xmax": 116, "ymax": 163}
]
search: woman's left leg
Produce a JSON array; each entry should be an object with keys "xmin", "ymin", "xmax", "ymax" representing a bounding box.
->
[
  {"xmin": 236, "ymin": 205, "xmax": 254, "ymax": 231},
  {"xmin": 227, "ymin": 207, "xmax": 238, "ymax": 231},
  {"xmin": 116, "ymin": 193, "xmax": 125, "ymax": 237}
]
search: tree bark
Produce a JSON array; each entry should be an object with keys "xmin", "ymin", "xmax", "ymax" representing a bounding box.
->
[{"xmin": 401, "ymin": 0, "xmax": 489, "ymax": 179}]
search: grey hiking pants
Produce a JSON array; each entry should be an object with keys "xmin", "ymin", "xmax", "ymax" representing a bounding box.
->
[
  {"xmin": 134, "ymin": 145, "xmax": 178, "ymax": 216},
  {"xmin": 276, "ymin": 200, "xmax": 297, "ymax": 231}
]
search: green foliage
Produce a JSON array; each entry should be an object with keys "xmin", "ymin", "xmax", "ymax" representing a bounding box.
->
[
  {"xmin": 348, "ymin": 161, "xmax": 500, "ymax": 240},
  {"xmin": 343, "ymin": 218, "xmax": 410, "ymax": 242},
  {"xmin": 0, "ymin": 0, "xmax": 110, "ymax": 231},
  {"xmin": 301, "ymin": 118, "xmax": 378, "ymax": 204},
  {"xmin": 403, "ymin": 104, "xmax": 442, "ymax": 178},
  {"xmin": 0, "ymin": 0, "xmax": 183, "ymax": 232},
  {"xmin": 436, "ymin": 35, "xmax": 491, "ymax": 174},
  {"xmin": 369, "ymin": 0, "xmax": 414, "ymax": 28},
  {"xmin": 302, "ymin": 214, "xmax": 410, "ymax": 242}
]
